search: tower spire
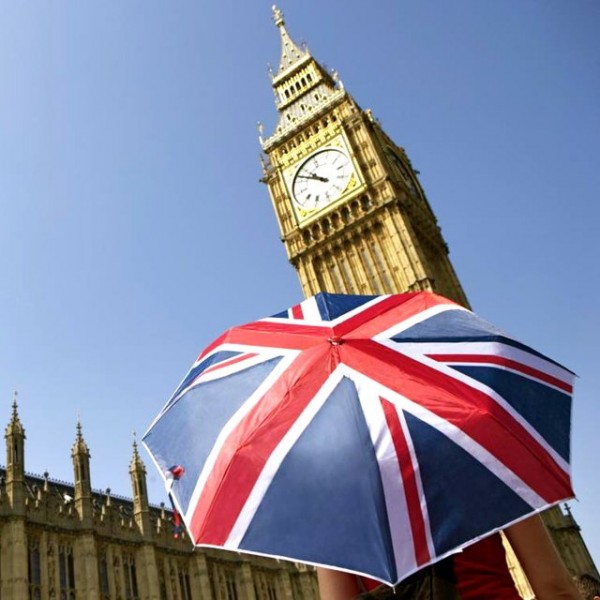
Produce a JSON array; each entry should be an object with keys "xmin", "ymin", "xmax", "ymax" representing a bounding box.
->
[
  {"xmin": 5, "ymin": 390, "xmax": 26, "ymax": 511},
  {"xmin": 263, "ymin": 6, "xmax": 344, "ymax": 147},
  {"xmin": 130, "ymin": 432, "xmax": 151, "ymax": 535},
  {"xmin": 272, "ymin": 5, "xmax": 309, "ymax": 76},
  {"xmin": 71, "ymin": 418, "xmax": 93, "ymax": 523},
  {"xmin": 8, "ymin": 390, "xmax": 24, "ymax": 433}
]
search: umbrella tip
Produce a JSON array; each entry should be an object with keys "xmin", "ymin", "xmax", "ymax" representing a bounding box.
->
[{"xmin": 328, "ymin": 336, "xmax": 344, "ymax": 346}]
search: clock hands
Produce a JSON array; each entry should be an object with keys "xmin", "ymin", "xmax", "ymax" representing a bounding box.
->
[
  {"xmin": 297, "ymin": 172, "xmax": 329, "ymax": 183},
  {"xmin": 292, "ymin": 149, "xmax": 352, "ymax": 212}
]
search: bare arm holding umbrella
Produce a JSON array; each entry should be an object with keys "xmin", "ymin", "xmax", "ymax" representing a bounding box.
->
[{"xmin": 504, "ymin": 515, "xmax": 579, "ymax": 600}]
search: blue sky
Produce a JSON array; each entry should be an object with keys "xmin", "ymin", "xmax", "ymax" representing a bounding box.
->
[{"xmin": 1, "ymin": 1, "xmax": 599, "ymax": 566}]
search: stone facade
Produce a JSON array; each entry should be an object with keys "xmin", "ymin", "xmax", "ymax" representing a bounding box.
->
[{"xmin": 0, "ymin": 397, "xmax": 319, "ymax": 600}]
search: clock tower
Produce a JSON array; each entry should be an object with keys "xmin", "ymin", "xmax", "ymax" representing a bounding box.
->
[
  {"xmin": 259, "ymin": 6, "xmax": 598, "ymax": 597},
  {"xmin": 260, "ymin": 6, "xmax": 468, "ymax": 306}
]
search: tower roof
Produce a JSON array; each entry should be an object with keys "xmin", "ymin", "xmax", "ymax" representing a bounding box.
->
[
  {"xmin": 5, "ymin": 390, "xmax": 25, "ymax": 437},
  {"xmin": 272, "ymin": 5, "xmax": 309, "ymax": 78},
  {"xmin": 263, "ymin": 6, "xmax": 347, "ymax": 149},
  {"xmin": 129, "ymin": 434, "xmax": 146, "ymax": 474},
  {"xmin": 71, "ymin": 419, "xmax": 90, "ymax": 456}
]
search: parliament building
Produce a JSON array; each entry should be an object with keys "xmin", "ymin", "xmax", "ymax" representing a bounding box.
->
[
  {"xmin": 0, "ymin": 397, "xmax": 318, "ymax": 599},
  {"xmin": 1, "ymin": 6, "xmax": 597, "ymax": 600}
]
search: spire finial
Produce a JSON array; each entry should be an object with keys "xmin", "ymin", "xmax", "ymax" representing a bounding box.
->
[
  {"xmin": 71, "ymin": 415, "xmax": 89, "ymax": 455},
  {"xmin": 130, "ymin": 431, "xmax": 145, "ymax": 471},
  {"xmin": 272, "ymin": 5, "xmax": 284, "ymax": 27},
  {"xmin": 257, "ymin": 121, "xmax": 265, "ymax": 145},
  {"xmin": 76, "ymin": 414, "xmax": 83, "ymax": 441},
  {"xmin": 7, "ymin": 389, "xmax": 24, "ymax": 432}
]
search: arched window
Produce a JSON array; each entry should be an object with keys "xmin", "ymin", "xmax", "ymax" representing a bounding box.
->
[
  {"xmin": 338, "ymin": 252, "xmax": 357, "ymax": 294},
  {"xmin": 326, "ymin": 254, "xmax": 344, "ymax": 292},
  {"xmin": 178, "ymin": 564, "xmax": 192, "ymax": 600},
  {"xmin": 253, "ymin": 568, "xmax": 280, "ymax": 600},
  {"xmin": 225, "ymin": 568, "xmax": 238, "ymax": 600},
  {"xmin": 158, "ymin": 565, "xmax": 168, "ymax": 600},
  {"xmin": 123, "ymin": 553, "xmax": 139, "ymax": 600},
  {"xmin": 59, "ymin": 543, "xmax": 76, "ymax": 600},
  {"xmin": 369, "ymin": 238, "xmax": 393, "ymax": 293},
  {"xmin": 28, "ymin": 538, "xmax": 42, "ymax": 600},
  {"xmin": 358, "ymin": 242, "xmax": 381, "ymax": 294},
  {"xmin": 98, "ymin": 551, "xmax": 110, "ymax": 600}
]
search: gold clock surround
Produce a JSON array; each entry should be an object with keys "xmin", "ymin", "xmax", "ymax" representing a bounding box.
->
[{"xmin": 285, "ymin": 137, "xmax": 361, "ymax": 224}]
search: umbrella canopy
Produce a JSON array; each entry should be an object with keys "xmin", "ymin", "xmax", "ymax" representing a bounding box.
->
[{"xmin": 143, "ymin": 292, "xmax": 574, "ymax": 586}]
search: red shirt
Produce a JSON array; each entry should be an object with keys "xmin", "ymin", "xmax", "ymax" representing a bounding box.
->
[
  {"xmin": 359, "ymin": 534, "xmax": 521, "ymax": 599},
  {"xmin": 454, "ymin": 535, "xmax": 521, "ymax": 600}
]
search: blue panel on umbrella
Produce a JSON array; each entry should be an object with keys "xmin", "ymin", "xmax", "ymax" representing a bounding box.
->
[
  {"xmin": 403, "ymin": 411, "xmax": 533, "ymax": 557},
  {"xmin": 393, "ymin": 309, "xmax": 506, "ymax": 341},
  {"xmin": 393, "ymin": 310, "xmax": 569, "ymax": 370},
  {"xmin": 451, "ymin": 366, "xmax": 571, "ymax": 461},
  {"xmin": 240, "ymin": 376, "xmax": 397, "ymax": 583},
  {"xmin": 316, "ymin": 293, "xmax": 378, "ymax": 321},
  {"xmin": 144, "ymin": 357, "xmax": 282, "ymax": 514},
  {"xmin": 169, "ymin": 350, "xmax": 243, "ymax": 403}
]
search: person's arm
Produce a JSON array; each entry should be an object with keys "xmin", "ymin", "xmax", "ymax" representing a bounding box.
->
[
  {"xmin": 317, "ymin": 567, "xmax": 360, "ymax": 600},
  {"xmin": 504, "ymin": 514, "xmax": 579, "ymax": 600}
]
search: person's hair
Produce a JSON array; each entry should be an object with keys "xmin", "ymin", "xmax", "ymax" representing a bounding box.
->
[{"xmin": 574, "ymin": 573, "xmax": 600, "ymax": 600}]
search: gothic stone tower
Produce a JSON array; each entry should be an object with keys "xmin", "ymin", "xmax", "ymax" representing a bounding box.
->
[
  {"xmin": 259, "ymin": 6, "xmax": 598, "ymax": 598},
  {"xmin": 260, "ymin": 7, "xmax": 468, "ymax": 307}
]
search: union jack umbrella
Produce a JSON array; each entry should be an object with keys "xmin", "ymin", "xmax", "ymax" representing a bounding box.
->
[{"xmin": 142, "ymin": 292, "xmax": 574, "ymax": 586}]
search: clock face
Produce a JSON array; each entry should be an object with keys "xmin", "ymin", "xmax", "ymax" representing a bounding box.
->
[
  {"xmin": 292, "ymin": 148, "xmax": 353, "ymax": 212},
  {"xmin": 390, "ymin": 152, "xmax": 418, "ymax": 196}
]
